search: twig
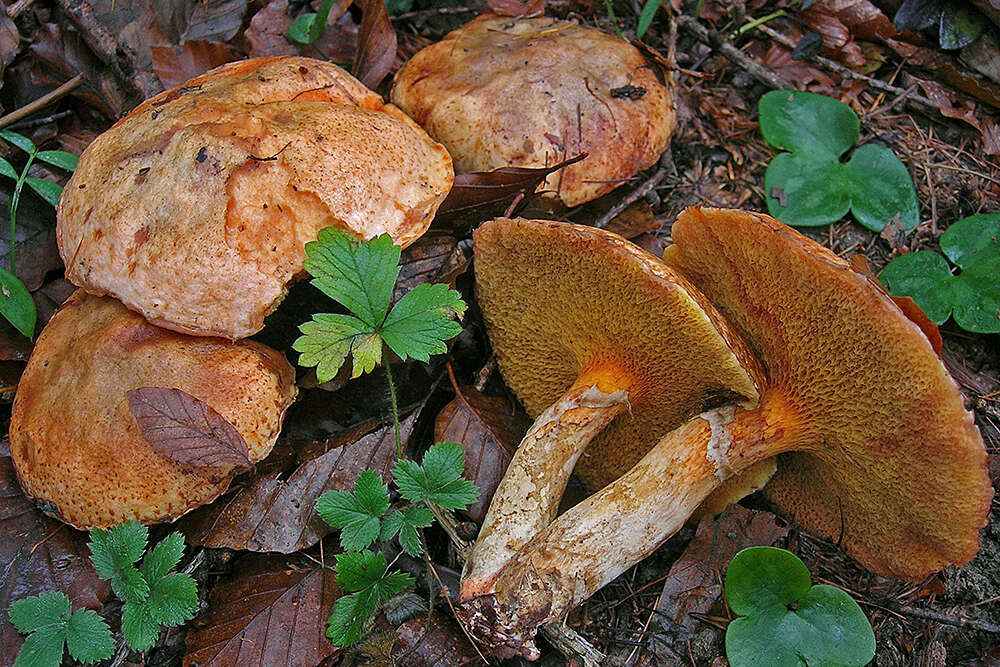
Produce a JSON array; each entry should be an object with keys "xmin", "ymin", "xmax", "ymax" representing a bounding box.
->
[
  {"xmin": 747, "ymin": 21, "xmax": 939, "ymax": 112},
  {"xmin": 6, "ymin": 0, "xmax": 35, "ymax": 18},
  {"xmin": 7, "ymin": 110, "xmax": 74, "ymax": 131},
  {"xmin": 675, "ymin": 14, "xmax": 792, "ymax": 90},
  {"xmin": 541, "ymin": 623, "xmax": 608, "ymax": 667},
  {"xmin": 0, "ymin": 74, "xmax": 84, "ymax": 131},
  {"xmin": 887, "ymin": 604, "xmax": 1000, "ymax": 633},
  {"xmin": 593, "ymin": 151, "xmax": 670, "ymax": 229}
]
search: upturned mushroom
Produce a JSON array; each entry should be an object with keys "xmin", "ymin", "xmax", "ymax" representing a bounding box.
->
[
  {"xmin": 58, "ymin": 56, "xmax": 453, "ymax": 339},
  {"xmin": 392, "ymin": 14, "xmax": 674, "ymax": 206},
  {"xmin": 465, "ymin": 208, "xmax": 992, "ymax": 657},
  {"xmin": 462, "ymin": 218, "xmax": 770, "ymax": 616},
  {"xmin": 9, "ymin": 290, "xmax": 297, "ymax": 529}
]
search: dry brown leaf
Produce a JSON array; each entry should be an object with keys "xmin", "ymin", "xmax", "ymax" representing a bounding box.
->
[
  {"xmin": 179, "ymin": 416, "xmax": 412, "ymax": 553},
  {"xmin": 183, "ymin": 552, "xmax": 340, "ymax": 667},
  {"xmin": 392, "ymin": 614, "xmax": 483, "ymax": 665},
  {"xmin": 819, "ymin": 0, "xmax": 897, "ymax": 41},
  {"xmin": 245, "ymin": 0, "xmax": 298, "ymax": 57},
  {"xmin": 395, "ymin": 234, "xmax": 468, "ymax": 302},
  {"xmin": 891, "ymin": 38, "xmax": 1000, "ymax": 110},
  {"xmin": 650, "ymin": 505, "xmax": 789, "ymax": 663},
  {"xmin": 800, "ymin": 4, "xmax": 867, "ymax": 67},
  {"xmin": 151, "ymin": 40, "xmax": 241, "ymax": 88},
  {"xmin": 156, "ymin": 0, "xmax": 249, "ymax": 44},
  {"xmin": 434, "ymin": 385, "xmax": 528, "ymax": 523},
  {"xmin": 0, "ymin": 14, "xmax": 19, "ymax": 72},
  {"xmin": 761, "ymin": 44, "xmax": 837, "ymax": 90},
  {"xmin": 0, "ymin": 443, "xmax": 111, "ymax": 663},
  {"xmin": 488, "ymin": 0, "xmax": 545, "ymax": 16},
  {"xmin": 128, "ymin": 386, "xmax": 253, "ymax": 471},
  {"xmin": 353, "ymin": 0, "xmax": 396, "ymax": 89}
]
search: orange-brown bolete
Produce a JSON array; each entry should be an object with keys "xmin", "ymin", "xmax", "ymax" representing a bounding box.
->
[
  {"xmin": 9, "ymin": 291, "xmax": 297, "ymax": 529},
  {"xmin": 391, "ymin": 14, "xmax": 674, "ymax": 207},
  {"xmin": 462, "ymin": 218, "xmax": 773, "ymax": 649},
  {"xmin": 469, "ymin": 208, "xmax": 992, "ymax": 658},
  {"xmin": 58, "ymin": 56, "xmax": 453, "ymax": 339}
]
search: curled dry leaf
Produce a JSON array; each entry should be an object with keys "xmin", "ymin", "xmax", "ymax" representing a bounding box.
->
[
  {"xmin": 650, "ymin": 505, "xmax": 789, "ymax": 663},
  {"xmin": 821, "ymin": 0, "xmax": 897, "ymax": 41},
  {"xmin": 151, "ymin": 40, "xmax": 242, "ymax": 88},
  {"xmin": 127, "ymin": 386, "xmax": 253, "ymax": 472},
  {"xmin": 393, "ymin": 614, "xmax": 482, "ymax": 666},
  {"xmin": 800, "ymin": 4, "xmax": 867, "ymax": 67},
  {"xmin": 183, "ymin": 553, "xmax": 339, "ymax": 667},
  {"xmin": 434, "ymin": 385, "xmax": 528, "ymax": 523},
  {"xmin": 0, "ymin": 443, "xmax": 110, "ymax": 663},
  {"xmin": 353, "ymin": 0, "xmax": 396, "ymax": 89},
  {"xmin": 179, "ymin": 415, "xmax": 413, "ymax": 553}
]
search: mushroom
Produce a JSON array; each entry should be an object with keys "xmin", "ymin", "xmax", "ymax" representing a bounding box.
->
[
  {"xmin": 464, "ymin": 208, "xmax": 992, "ymax": 657},
  {"xmin": 462, "ymin": 218, "xmax": 768, "ymax": 619},
  {"xmin": 58, "ymin": 56, "xmax": 454, "ymax": 339},
  {"xmin": 9, "ymin": 290, "xmax": 297, "ymax": 529},
  {"xmin": 391, "ymin": 14, "xmax": 674, "ymax": 207}
]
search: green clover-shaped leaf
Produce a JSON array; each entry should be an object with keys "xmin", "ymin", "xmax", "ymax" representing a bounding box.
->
[
  {"xmin": 880, "ymin": 213, "xmax": 1000, "ymax": 333},
  {"xmin": 724, "ymin": 547, "xmax": 875, "ymax": 667},
  {"xmin": 760, "ymin": 90, "xmax": 918, "ymax": 232}
]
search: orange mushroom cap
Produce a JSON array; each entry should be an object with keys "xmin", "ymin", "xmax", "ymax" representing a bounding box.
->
[
  {"xmin": 9, "ymin": 291, "xmax": 297, "ymax": 529},
  {"xmin": 58, "ymin": 56, "xmax": 453, "ymax": 339},
  {"xmin": 664, "ymin": 207, "xmax": 992, "ymax": 579},
  {"xmin": 392, "ymin": 14, "xmax": 674, "ymax": 207}
]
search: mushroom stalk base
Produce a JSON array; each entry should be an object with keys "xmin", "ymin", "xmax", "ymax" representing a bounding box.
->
[
  {"xmin": 462, "ymin": 397, "xmax": 799, "ymax": 657},
  {"xmin": 461, "ymin": 384, "xmax": 629, "ymax": 600}
]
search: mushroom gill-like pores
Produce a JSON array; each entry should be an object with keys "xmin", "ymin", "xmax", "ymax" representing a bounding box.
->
[
  {"xmin": 461, "ymin": 218, "xmax": 767, "ymax": 650},
  {"xmin": 470, "ymin": 208, "xmax": 992, "ymax": 657},
  {"xmin": 58, "ymin": 56, "xmax": 453, "ymax": 339},
  {"xmin": 391, "ymin": 14, "xmax": 674, "ymax": 207},
  {"xmin": 9, "ymin": 290, "xmax": 297, "ymax": 529}
]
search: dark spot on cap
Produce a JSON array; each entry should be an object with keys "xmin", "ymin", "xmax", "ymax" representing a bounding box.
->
[{"xmin": 196, "ymin": 147, "xmax": 208, "ymax": 163}]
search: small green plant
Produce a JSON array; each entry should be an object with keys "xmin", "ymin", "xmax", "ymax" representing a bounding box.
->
[
  {"xmin": 724, "ymin": 546, "xmax": 875, "ymax": 667},
  {"xmin": 8, "ymin": 591, "xmax": 114, "ymax": 667},
  {"xmin": 880, "ymin": 213, "xmax": 1000, "ymax": 333},
  {"xmin": 9, "ymin": 522, "xmax": 198, "ymax": 664},
  {"xmin": 894, "ymin": 0, "xmax": 984, "ymax": 50},
  {"xmin": 759, "ymin": 90, "xmax": 918, "ymax": 232},
  {"xmin": 0, "ymin": 130, "xmax": 77, "ymax": 338},
  {"xmin": 288, "ymin": 0, "xmax": 412, "ymax": 45},
  {"xmin": 294, "ymin": 227, "xmax": 473, "ymax": 646}
]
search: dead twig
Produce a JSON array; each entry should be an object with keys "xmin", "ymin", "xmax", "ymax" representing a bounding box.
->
[
  {"xmin": 0, "ymin": 74, "xmax": 84, "ymax": 131},
  {"xmin": 887, "ymin": 604, "xmax": 1000, "ymax": 633},
  {"xmin": 675, "ymin": 14, "xmax": 792, "ymax": 91},
  {"xmin": 593, "ymin": 151, "xmax": 671, "ymax": 229}
]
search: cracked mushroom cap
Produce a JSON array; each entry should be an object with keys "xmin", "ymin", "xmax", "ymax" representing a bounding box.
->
[
  {"xmin": 664, "ymin": 207, "xmax": 992, "ymax": 579},
  {"xmin": 474, "ymin": 218, "xmax": 763, "ymax": 489},
  {"xmin": 58, "ymin": 56, "xmax": 453, "ymax": 339},
  {"xmin": 9, "ymin": 290, "xmax": 298, "ymax": 529},
  {"xmin": 392, "ymin": 14, "xmax": 674, "ymax": 207}
]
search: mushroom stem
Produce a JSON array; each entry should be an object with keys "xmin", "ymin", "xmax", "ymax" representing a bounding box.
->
[
  {"xmin": 462, "ymin": 393, "xmax": 804, "ymax": 653},
  {"xmin": 461, "ymin": 381, "xmax": 630, "ymax": 599}
]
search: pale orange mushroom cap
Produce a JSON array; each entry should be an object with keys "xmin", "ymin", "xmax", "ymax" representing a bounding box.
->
[
  {"xmin": 664, "ymin": 207, "xmax": 992, "ymax": 580},
  {"xmin": 58, "ymin": 56, "xmax": 454, "ymax": 339},
  {"xmin": 474, "ymin": 218, "xmax": 763, "ymax": 489},
  {"xmin": 9, "ymin": 291, "xmax": 298, "ymax": 529},
  {"xmin": 392, "ymin": 14, "xmax": 674, "ymax": 207}
]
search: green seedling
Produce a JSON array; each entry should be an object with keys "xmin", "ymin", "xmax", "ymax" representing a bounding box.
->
[
  {"xmin": 894, "ymin": 0, "xmax": 984, "ymax": 50},
  {"xmin": 880, "ymin": 213, "xmax": 1000, "ymax": 333},
  {"xmin": 0, "ymin": 130, "xmax": 77, "ymax": 338},
  {"xmin": 724, "ymin": 546, "xmax": 875, "ymax": 667},
  {"xmin": 289, "ymin": 0, "xmax": 412, "ymax": 45},
  {"xmin": 317, "ymin": 442, "xmax": 478, "ymax": 646},
  {"xmin": 8, "ymin": 592, "xmax": 114, "ymax": 667},
  {"xmin": 759, "ymin": 90, "xmax": 918, "ymax": 232}
]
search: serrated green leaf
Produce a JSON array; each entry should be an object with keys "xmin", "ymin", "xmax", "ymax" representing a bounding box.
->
[
  {"xmin": 326, "ymin": 588, "xmax": 377, "ymax": 647},
  {"xmin": 35, "ymin": 150, "xmax": 78, "ymax": 172},
  {"xmin": 380, "ymin": 510, "xmax": 404, "ymax": 542},
  {"xmin": 12, "ymin": 623, "xmax": 65, "ymax": 667},
  {"xmin": 334, "ymin": 550, "xmax": 388, "ymax": 593},
  {"xmin": 113, "ymin": 566, "xmax": 151, "ymax": 604},
  {"xmin": 90, "ymin": 521, "xmax": 148, "ymax": 572},
  {"xmin": 350, "ymin": 332, "xmax": 383, "ymax": 378},
  {"xmin": 9, "ymin": 592, "xmax": 71, "ymax": 634},
  {"xmin": 0, "ymin": 129, "xmax": 36, "ymax": 154},
  {"xmin": 353, "ymin": 470, "xmax": 391, "ymax": 516},
  {"xmin": 26, "ymin": 178, "xmax": 62, "ymax": 207},
  {"xmin": 0, "ymin": 156, "xmax": 17, "ymax": 180},
  {"xmin": 294, "ymin": 312, "xmax": 373, "ymax": 382},
  {"xmin": 394, "ymin": 441, "xmax": 479, "ymax": 509},
  {"xmin": 144, "ymin": 573, "xmax": 198, "ymax": 626},
  {"xmin": 316, "ymin": 471, "xmax": 390, "ymax": 551},
  {"xmin": 140, "ymin": 533, "xmax": 186, "ymax": 582},
  {"xmin": 121, "ymin": 601, "xmax": 160, "ymax": 652},
  {"xmin": 397, "ymin": 506, "xmax": 433, "ymax": 556},
  {"xmin": 303, "ymin": 227, "xmax": 400, "ymax": 327},
  {"xmin": 0, "ymin": 267, "xmax": 36, "ymax": 339},
  {"xmin": 374, "ymin": 571, "xmax": 413, "ymax": 602},
  {"xmin": 380, "ymin": 283, "xmax": 465, "ymax": 363},
  {"xmin": 64, "ymin": 609, "xmax": 114, "ymax": 663},
  {"xmin": 391, "ymin": 459, "xmax": 427, "ymax": 503}
]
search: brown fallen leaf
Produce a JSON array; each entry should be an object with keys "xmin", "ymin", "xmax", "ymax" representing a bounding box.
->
[
  {"xmin": 820, "ymin": 0, "xmax": 898, "ymax": 41},
  {"xmin": 395, "ymin": 233, "xmax": 469, "ymax": 302},
  {"xmin": 183, "ymin": 552, "xmax": 340, "ymax": 667},
  {"xmin": 245, "ymin": 0, "xmax": 297, "ymax": 57},
  {"xmin": 435, "ymin": 385, "xmax": 528, "ymax": 523},
  {"xmin": 890, "ymin": 38, "xmax": 1000, "ymax": 110},
  {"xmin": 0, "ymin": 13, "xmax": 19, "ymax": 72},
  {"xmin": 151, "ymin": 40, "xmax": 241, "ymax": 88},
  {"xmin": 489, "ymin": 0, "xmax": 545, "ymax": 17},
  {"xmin": 800, "ymin": 3, "xmax": 867, "ymax": 67},
  {"xmin": 393, "ymin": 614, "xmax": 483, "ymax": 665},
  {"xmin": 179, "ymin": 415, "xmax": 412, "ymax": 553},
  {"xmin": 156, "ymin": 0, "xmax": 249, "ymax": 44},
  {"xmin": 127, "ymin": 386, "xmax": 253, "ymax": 471},
  {"xmin": 649, "ymin": 505, "xmax": 789, "ymax": 663},
  {"xmin": 0, "ymin": 442, "xmax": 110, "ymax": 664},
  {"xmin": 353, "ymin": 0, "xmax": 396, "ymax": 90}
]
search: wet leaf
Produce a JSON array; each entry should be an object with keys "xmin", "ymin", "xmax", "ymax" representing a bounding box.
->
[
  {"xmin": 0, "ymin": 184, "xmax": 62, "ymax": 293},
  {"xmin": 940, "ymin": 0, "xmax": 985, "ymax": 50},
  {"xmin": 0, "ymin": 443, "xmax": 110, "ymax": 664},
  {"xmin": 0, "ymin": 268, "xmax": 35, "ymax": 340},
  {"xmin": 127, "ymin": 387, "xmax": 252, "ymax": 471},
  {"xmin": 392, "ymin": 614, "xmax": 482, "ymax": 665},
  {"xmin": 151, "ymin": 41, "xmax": 241, "ymax": 88},
  {"xmin": 179, "ymin": 416, "xmax": 413, "ymax": 553},
  {"xmin": 821, "ymin": 0, "xmax": 897, "ymax": 41},
  {"xmin": 156, "ymin": 0, "xmax": 249, "ymax": 44},
  {"xmin": 434, "ymin": 386, "xmax": 527, "ymax": 523},
  {"xmin": 182, "ymin": 553, "xmax": 340, "ymax": 667},
  {"xmin": 488, "ymin": 0, "xmax": 546, "ymax": 17},
  {"xmin": 352, "ymin": 0, "xmax": 396, "ymax": 90},
  {"xmin": 650, "ymin": 505, "xmax": 788, "ymax": 663},
  {"xmin": 0, "ymin": 14, "xmax": 19, "ymax": 71}
]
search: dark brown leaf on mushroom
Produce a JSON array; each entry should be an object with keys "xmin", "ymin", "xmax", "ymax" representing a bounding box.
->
[{"xmin": 128, "ymin": 386, "xmax": 253, "ymax": 472}]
